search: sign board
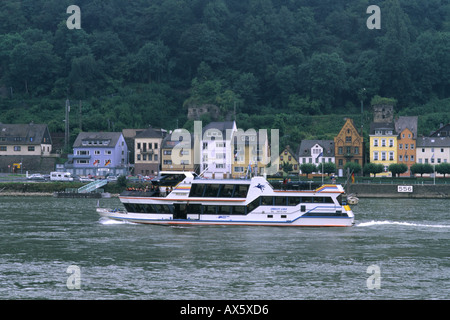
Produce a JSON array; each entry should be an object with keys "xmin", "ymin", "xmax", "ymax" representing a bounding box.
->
[{"xmin": 398, "ymin": 186, "xmax": 413, "ymax": 193}]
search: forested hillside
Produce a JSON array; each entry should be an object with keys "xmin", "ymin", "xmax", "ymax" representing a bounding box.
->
[{"xmin": 0, "ymin": 0, "xmax": 449, "ymax": 148}]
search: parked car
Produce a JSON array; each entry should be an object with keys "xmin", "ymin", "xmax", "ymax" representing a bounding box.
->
[{"xmin": 27, "ymin": 174, "xmax": 45, "ymax": 181}]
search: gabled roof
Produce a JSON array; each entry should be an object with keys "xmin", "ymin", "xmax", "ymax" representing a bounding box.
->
[
  {"xmin": 0, "ymin": 123, "xmax": 51, "ymax": 145},
  {"xmin": 298, "ymin": 140, "xmax": 335, "ymax": 157},
  {"xmin": 135, "ymin": 127, "xmax": 166, "ymax": 139},
  {"xmin": 416, "ymin": 136, "xmax": 450, "ymax": 148},
  {"xmin": 161, "ymin": 130, "xmax": 194, "ymax": 149},
  {"xmin": 202, "ymin": 121, "xmax": 236, "ymax": 140},
  {"xmin": 395, "ymin": 116, "xmax": 418, "ymax": 138},
  {"xmin": 429, "ymin": 123, "xmax": 450, "ymax": 138},
  {"xmin": 73, "ymin": 132, "xmax": 122, "ymax": 148},
  {"xmin": 369, "ymin": 121, "xmax": 395, "ymax": 134}
]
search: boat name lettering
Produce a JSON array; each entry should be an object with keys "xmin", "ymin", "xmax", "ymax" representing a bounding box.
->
[{"xmin": 218, "ymin": 216, "xmax": 229, "ymax": 219}]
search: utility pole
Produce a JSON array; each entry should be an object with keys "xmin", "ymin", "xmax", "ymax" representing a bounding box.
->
[{"xmin": 65, "ymin": 99, "xmax": 70, "ymax": 152}]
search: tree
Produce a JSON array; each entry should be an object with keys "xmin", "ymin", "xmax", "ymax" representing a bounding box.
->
[
  {"xmin": 300, "ymin": 52, "xmax": 347, "ymax": 112},
  {"xmin": 388, "ymin": 163, "xmax": 408, "ymax": 177},
  {"xmin": 134, "ymin": 41, "xmax": 170, "ymax": 83},
  {"xmin": 364, "ymin": 163, "xmax": 384, "ymax": 177},
  {"xmin": 281, "ymin": 161, "xmax": 293, "ymax": 175},
  {"xmin": 322, "ymin": 162, "xmax": 336, "ymax": 176},
  {"xmin": 436, "ymin": 163, "xmax": 450, "ymax": 178},
  {"xmin": 344, "ymin": 162, "xmax": 362, "ymax": 175},
  {"xmin": 410, "ymin": 163, "xmax": 434, "ymax": 177},
  {"xmin": 300, "ymin": 163, "xmax": 317, "ymax": 176}
]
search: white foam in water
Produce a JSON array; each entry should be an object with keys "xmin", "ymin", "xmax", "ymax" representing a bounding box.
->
[
  {"xmin": 99, "ymin": 217, "xmax": 134, "ymax": 225},
  {"xmin": 357, "ymin": 220, "xmax": 450, "ymax": 228}
]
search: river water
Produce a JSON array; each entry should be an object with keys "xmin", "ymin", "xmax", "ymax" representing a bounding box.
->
[{"xmin": 0, "ymin": 196, "xmax": 448, "ymax": 300}]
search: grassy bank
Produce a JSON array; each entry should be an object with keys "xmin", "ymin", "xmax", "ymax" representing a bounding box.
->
[{"xmin": 0, "ymin": 181, "xmax": 125, "ymax": 194}]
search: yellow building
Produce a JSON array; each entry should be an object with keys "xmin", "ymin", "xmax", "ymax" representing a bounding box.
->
[
  {"xmin": 276, "ymin": 145, "xmax": 299, "ymax": 175},
  {"xmin": 369, "ymin": 123, "xmax": 397, "ymax": 177},
  {"xmin": 231, "ymin": 130, "xmax": 270, "ymax": 178}
]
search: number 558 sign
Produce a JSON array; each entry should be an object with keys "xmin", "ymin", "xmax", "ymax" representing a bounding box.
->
[{"xmin": 398, "ymin": 186, "xmax": 413, "ymax": 193}]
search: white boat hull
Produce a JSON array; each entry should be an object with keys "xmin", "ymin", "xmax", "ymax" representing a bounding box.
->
[{"xmin": 97, "ymin": 208, "xmax": 354, "ymax": 227}]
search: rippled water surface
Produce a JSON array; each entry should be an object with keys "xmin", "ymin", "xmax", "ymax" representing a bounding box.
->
[{"xmin": 0, "ymin": 196, "xmax": 449, "ymax": 300}]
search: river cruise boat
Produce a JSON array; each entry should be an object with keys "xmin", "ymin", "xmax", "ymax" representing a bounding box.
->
[{"xmin": 97, "ymin": 172, "xmax": 354, "ymax": 227}]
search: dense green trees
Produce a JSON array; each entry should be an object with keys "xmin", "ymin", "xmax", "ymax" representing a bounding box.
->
[{"xmin": 0, "ymin": 0, "xmax": 449, "ymax": 143}]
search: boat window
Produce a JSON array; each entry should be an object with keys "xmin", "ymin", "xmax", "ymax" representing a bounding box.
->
[
  {"xmin": 261, "ymin": 196, "xmax": 273, "ymax": 206},
  {"xmin": 288, "ymin": 197, "xmax": 301, "ymax": 206},
  {"xmin": 323, "ymin": 197, "xmax": 334, "ymax": 203},
  {"xmin": 202, "ymin": 205, "xmax": 217, "ymax": 214},
  {"xmin": 337, "ymin": 195, "xmax": 342, "ymax": 205},
  {"xmin": 218, "ymin": 184, "xmax": 234, "ymax": 198},
  {"xmin": 204, "ymin": 184, "xmax": 220, "ymax": 197},
  {"xmin": 189, "ymin": 184, "xmax": 205, "ymax": 197},
  {"xmin": 234, "ymin": 184, "xmax": 249, "ymax": 198},
  {"xmin": 217, "ymin": 206, "xmax": 231, "ymax": 215},
  {"xmin": 313, "ymin": 197, "xmax": 323, "ymax": 203},
  {"xmin": 274, "ymin": 196, "xmax": 287, "ymax": 206},
  {"xmin": 232, "ymin": 206, "xmax": 246, "ymax": 215},
  {"xmin": 247, "ymin": 197, "xmax": 260, "ymax": 213},
  {"xmin": 303, "ymin": 197, "xmax": 313, "ymax": 203},
  {"xmin": 187, "ymin": 204, "xmax": 201, "ymax": 214},
  {"xmin": 154, "ymin": 204, "xmax": 172, "ymax": 214}
]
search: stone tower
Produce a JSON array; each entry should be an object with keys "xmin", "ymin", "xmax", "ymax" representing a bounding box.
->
[{"xmin": 372, "ymin": 104, "xmax": 394, "ymax": 123}]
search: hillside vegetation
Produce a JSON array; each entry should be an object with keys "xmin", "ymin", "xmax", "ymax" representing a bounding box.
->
[{"xmin": 0, "ymin": 0, "xmax": 449, "ymax": 149}]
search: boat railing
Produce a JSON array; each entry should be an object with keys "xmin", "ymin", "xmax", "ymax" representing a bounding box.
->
[{"xmin": 120, "ymin": 189, "xmax": 172, "ymax": 197}]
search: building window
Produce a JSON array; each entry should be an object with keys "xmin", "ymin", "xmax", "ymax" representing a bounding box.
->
[
  {"xmin": 399, "ymin": 155, "xmax": 403, "ymax": 161},
  {"xmin": 405, "ymin": 144, "xmax": 408, "ymax": 150},
  {"xmin": 338, "ymin": 159, "xmax": 343, "ymax": 166},
  {"xmin": 354, "ymin": 147, "xmax": 359, "ymax": 154},
  {"xmin": 389, "ymin": 152, "xmax": 394, "ymax": 161},
  {"xmin": 94, "ymin": 150, "xmax": 100, "ymax": 155},
  {"xmin": 381, "ymin": 152, "xmax": 386, "ymax": 161},
  {"xmin": 346, "ymin": 136, "xmax": 352, "ymax": 143},
  {"xmin": 137, "ymin": 143, "xmax": 141, "ymax": 149},
  {"xmin": 338, "ymin": 147, "xmax": 343, "ymax": 154},
  {"xmin": 0, "ymin": 146, "xmax": 6, "ymax": 151},
  {"xmin": 411, "ymin": 144, "xmax": 414, "ymax": 150},
  {"xmin": 381, "ymin": 139, "xmax": 386, "ymax": 147},
  {"xmin": 14, "ymin": 146, "xmax": 21, "ymax": 151},
  {"xmin": 373, "ymin": 152, "xmax": 379, "ymax": 161},
  {"xmin": 399, "ymin": 144, "xmax": 403, "ymax": 150},
  {"xmin": 373, "ymin": 139, "xmax": 378, "ymax": 147},
  {"xmin": 28, "ymin": 146, "xmax": 35, "ymax": 152}
]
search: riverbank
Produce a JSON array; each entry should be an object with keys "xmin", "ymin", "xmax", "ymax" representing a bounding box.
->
[
  {"xmin": 0, "ymin": 181, "xmax": 124, "ymax": 196},
  {"xmin": 347, "ymin": 183, "xmax": 450, "ymax": 198}
]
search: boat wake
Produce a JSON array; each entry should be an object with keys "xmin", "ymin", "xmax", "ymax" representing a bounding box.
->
[
  {"xmin": 356, "ymin": 220, "xmax": 450, "ymax": 229},
  {"xmin": 98, "ymin": 217, "xmax": 135, "ymax": 225}
]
